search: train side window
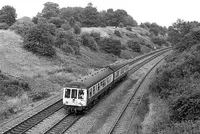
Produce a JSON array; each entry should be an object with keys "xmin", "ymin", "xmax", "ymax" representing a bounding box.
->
[
  {"xmin": 71, "ymin": 89, "xmax": 77, "ymax": 99},
  {"xmin": 97, "ymin": 83, "xmax": 100, "ymax": 91},
  {"xmin": 78, "ymin": 90, "xmax": 84, "ymax": 99},
  {"xmin": 65, "ymin": 89, "xmax": 71, "ymax": 98},
  {"xmin": 89, "ymin": 88, "xmax": 92, "ymax": 98},
  {"xmin": 93, "ymin": 86, "xmax": 96, "ymax": 95}
]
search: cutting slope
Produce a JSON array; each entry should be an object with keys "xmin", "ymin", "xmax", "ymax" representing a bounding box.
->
[{"xmin": 0, "ymin": 30, "xmax": 61, "ymax": 77}]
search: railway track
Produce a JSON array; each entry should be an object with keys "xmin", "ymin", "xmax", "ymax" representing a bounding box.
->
[
  {"xmin": 107, "ymin": 52, "xmax": 168, "ymax": 134},
  {"xmin": 43, "ymin": 114, "xmax": 81, "ymax": 134},
  {"xmin": 2, "ymin": 48, "xmax": 171, "ymax": 134},
  {"xmin": 3, "ymin": 100, "xmax": 63, "ymax": 134}
]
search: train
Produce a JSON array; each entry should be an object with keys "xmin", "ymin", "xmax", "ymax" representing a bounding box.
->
[{"xmin": 62, "ymin": 48, "xmax": 170, "ymax": 114}]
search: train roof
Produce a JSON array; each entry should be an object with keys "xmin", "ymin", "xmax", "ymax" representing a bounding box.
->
[
  {"xmin": 108, "ymin": 60, "xmax": 129, "ymax": 71},
  {"xmin": 66, "ymin": 67, "xmax": 113, "ymax": 89}
]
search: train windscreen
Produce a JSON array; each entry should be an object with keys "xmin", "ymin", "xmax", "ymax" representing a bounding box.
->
[
  {"xmin": 65, "ymin": 89, "xmax": 71, "ymax": 98},
  {"xmin": 71, "ymin": 89, "xmax": 77, "ymax": 99}
]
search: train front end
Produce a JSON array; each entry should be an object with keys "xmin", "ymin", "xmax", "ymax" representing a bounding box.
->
[{"xmin": 63, "ymin": 87, "xmax": 87, "ymax": 113}]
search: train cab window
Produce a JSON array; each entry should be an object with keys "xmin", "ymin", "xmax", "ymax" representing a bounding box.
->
[
  {"xmin": 78, "ymin": 90, "xmax": 84, "ymax": 99},
  {"xmin": 71, "ymin": 89, "xmax": 77, "ymax": 99},
  {"xmin": 65, "ymin": 89, "xmax": 71, "ymax": 98}
]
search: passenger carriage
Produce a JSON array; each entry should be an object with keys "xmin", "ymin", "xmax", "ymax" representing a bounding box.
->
[{"xmin": 63, "ymin": 60, "xmax": 130, "ymax": 113}]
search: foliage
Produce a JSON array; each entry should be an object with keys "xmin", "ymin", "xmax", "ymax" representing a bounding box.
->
[
  {"xmin": 167, "ymin": 19, "xmax": 199, "ymax": 46},
  {"xmin": 114, "ymin": 30, "xmax": 121, "ymax": 37},
  {"xmin": 55, "ymin": 28, "xmax": 79, "ymax": 54},
  {"xmin": 126, "ymin": 25, "xmax": 132, "ymax": 31},
  {"xmin": 0, "ymin": 72, "xmax": 30, "ymax": 97},
  {"xmin": 41, "ymin": 2, "xmax": 59, "ymax": 19},
  {"xmin": 140, "ymin": 22, "xmax": 167, "ymax": 36},
  {"xmin": 175, "ymin": 28, "xmax": 200, "ymax": 52},
  {"xmin": 99, "ymin": 38, "xmax": 122, "ymax": 56},
  {"xmin": 82, "ymin": 4, "xmax": 100, "ymax": 27},
  {"xmin": 127, "ymin": 39, "xmax": 141, "ymax": 53},
  {"xmin": 118, "ymin": 22, "xmax": 123, "ymax": 28},
  {"xmin": 29, "ymin": 91, "xmax": 50, "ymax": 102},
  {"xmin": 9, "ymin": 17, "xmax": 35, "ymax": 37},
  {"xmin": 151, "ymin": 36, "xmax": 168, "ymax": 46},
  {"xmin": 61, "ymin": 21, "xmax": 71, "ymax": 31},
  {"xmin": 81, "ymin": 33, "xmax": 98, "ymax": 51},
  {"xmin": 23, "ymin": 23, "xmax": 56, "ymax": 57},
  {"xmin": 0, "ymin": 5, "xmax": 17, "ymax": 26},
  {"xmin": 0, "ymin": 23, "xmax": 9, "ymax": 30},
  {"xmin": 90, "ymin": 31, "xmax": 101, "ymax": 44},
  {"xmin": 74, "ymin": 21, "xmax": 81, "ymax": 34},
  {"xmin": 48, "ymin": 17, "xmax": 64, "ymax": 28}
]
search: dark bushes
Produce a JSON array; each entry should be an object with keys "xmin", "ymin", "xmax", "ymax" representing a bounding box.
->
[
  {"xmin": 23, "ymin": 23, "xmax": 56, "ymax": 57},
  {"xmin": 99, "ymin": 38, "xmax": 122, "ymax": 56},
  {"xmin": 127, "ymin": 39, "xmax": 141, "ymax": 53},
  {"xmin": 81, "ymin": 33, "xmax": 98, "ymax": 51}
]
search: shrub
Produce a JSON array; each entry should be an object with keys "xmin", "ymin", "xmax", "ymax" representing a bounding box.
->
[
  {"xmin": 0, "ymin": 74, "xmax": 30, "ymax": 97},
  {"xmin": 61, "ymin": 43, "xmax": 75, "ymax": 54},
  {"xmin": 126, "ymin": 25, "xmax": 132, "ymax": 31},
  {"xmin": 151, "ymin": 36, "xmax": 167, "ymax": 46},
  {"xmin": 81, "ymin": 33, "xmax": 98, "ymax": 51},
  {"xmin": 48, "ymin": 17, "xmax": 64, "ymax": 28},
  {"xmin": 74, "ymin": 22, "xmax": 81, "ymax": 34},
  {"xmin": 9, "ymin": 18, "xmax": 35, "ymax": 37},
  {"xmin": 61, "ymin": 22, "xmax": 71, "ymax": 31},
  {"xmin": 23, "ymin": 23, "xmax": 56, "ymax": 57},
  {"xmin": 114, "ymin": 30, "xmax": 121, "ymax": 37},
  {"xmin": 90, "ymin": 31, "xmax": 101, "ymax": 44},
  {"xmin": 127, "ymin": 40, "xmax": 141, "ymax": 53},
  {"xmin": 29, "ymin": 91, "xmax": 50, "ymax": 102},
  {"xmin": 118, "ymin": 22, "xmax": 124, "ymax": 28},
  {"xmin": 0, "ymin": 23, "xmax": 9, "ymax": 30},
  {"xmin": 99, "ymin": 38, "xmax": 122, "ymax": 56}
]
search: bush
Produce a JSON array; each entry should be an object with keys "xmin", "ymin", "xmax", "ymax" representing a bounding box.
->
[
  {"xmin": 127, "ymin": 40, "xmax": 141, "ymax": 53},
  {"xmin": 61, "ymin": 43, "xmax": 75, "ymax": 54},
  {"xmin": 0, "ymin": 23, "xmax": 9, "ymax": 30},
  {"xmin": 118, "ymin": 22, "xmax": 123, "ymax": 28},
  {"xmin": 23, "ymin": 23, "xmax": 56, "ymax": 57},
  {"xmin": 99, "ymin": 38, "xmax": 122, "ymax": 56},
  {"xmin": 126, "ymin": 25, "xmax": 132, "ymax": 31},
  {"xmin": 74, "ymin": 22, "xmax": 81, "ymax": 34},
  {"xmin": 151, "ymin": 36, "xmax": 168, "ymax": 46},
  {"xmin": 0, "ymin": 74, "xmax": 30, "ymax": 97},
  {"xmin": 81, "ymin": 33, "xmax": 98, "ymax": 51},
  {"xmin": 90, "ymin": 31, "xmax": 101, "ymax": 44},
  {"xmin": 61, "ymin": 22, "xmax": 71, "ymax": 31},
  {"xmin": 9, "ymin": 18, "xmax": 35, "ymax": 37},
  {"xmin": 114, "ymin": 30, "xmax": 121, "ymax": 37},
  {"xmin": 29, "ymin": 91, "xmax": 50, "ymax": 102}
]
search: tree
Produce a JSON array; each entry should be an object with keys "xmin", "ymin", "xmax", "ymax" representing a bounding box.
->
[
  {"xmin": 82, "ymin": 3, "xmax": 100, "ymax": 27},
  {"xmin": 0, "ymin": 5, "xmax": 17, "ymax": 26},
  {"xmin": 59, "ymin": 7, "xmax": 84, "ymax": 23},
  {"xmin": 122, "ymin": 15, "xmax": 137, "ymax": 27},
  {"xmin": 41, "ymin": 2, "xmax": 59, "ymax": 19}
]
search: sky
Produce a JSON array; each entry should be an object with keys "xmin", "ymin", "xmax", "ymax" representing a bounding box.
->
[{"xmin": 0, "ymin": 0, "xmax": 200, "ymax": 27}]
